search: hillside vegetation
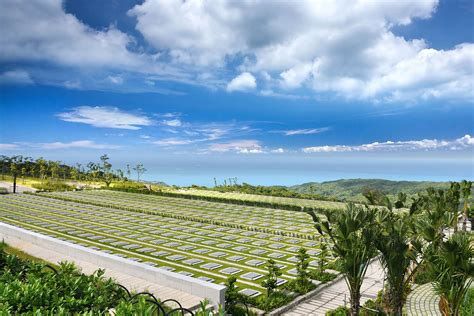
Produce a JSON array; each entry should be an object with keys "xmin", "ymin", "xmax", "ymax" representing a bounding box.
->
[{"xmin": 289, "ymin": 179, "xmax": 452, "ymax": 202}]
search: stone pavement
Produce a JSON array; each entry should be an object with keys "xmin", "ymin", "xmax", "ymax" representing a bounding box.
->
[
  {"xmin": 9, "ymin": 239, "xmax": 203, "ymax": 310},
  {"xmin": 283, "ymin": 260, "xmax": 384, "ymax": 315},
  {"xmin": 406, "ymin": 283, "xmax": 441, "ymax": 316}
]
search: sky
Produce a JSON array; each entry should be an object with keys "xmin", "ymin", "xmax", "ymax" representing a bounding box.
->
[{"xmin": 0, "ymin": 0, "xmax": 473, "ymax": 186}]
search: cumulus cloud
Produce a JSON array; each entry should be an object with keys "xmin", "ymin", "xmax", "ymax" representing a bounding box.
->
[
  {"xmin": 57, "ymin": 106, "xmax": 152, "ymax": 130},
  {"xmin": 127, "ymin": 0, "xmax": 473, "ymax": 102},
  {"xmin": 2, "ymin": 0, "xmax": 472, "ymax": 102},
  {"xmin": 283, "ymin": 127, "xmax": 330, "ymax": 136},
  {"xmin": 209, "ymin": 140, "xmax": 263, "ymax": 153},
  {"xmin": 226, "ymin": 72, "xmax": 257, "ymax": 92},
  {"xmin": 303, "ymin": 135, "xmax": 474, "ymax": 153},
  {"xmin": 0, "ymin": 0, "xmax": 142, "ymax": 69}
]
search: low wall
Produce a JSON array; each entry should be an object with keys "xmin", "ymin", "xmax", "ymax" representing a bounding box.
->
[{"xmin": 0, "ymin": 222, "xmax": 226, "ymax": 307}]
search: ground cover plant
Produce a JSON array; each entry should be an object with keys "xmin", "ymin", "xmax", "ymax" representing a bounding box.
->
[{"xmin": 0, "ymin": 191, "xmax": 338, "ymax": 303}]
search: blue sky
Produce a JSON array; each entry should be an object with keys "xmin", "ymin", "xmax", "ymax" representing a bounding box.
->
[{"xmin": 0, "ymin": 0, "xmax": 473, "ymax": 186}]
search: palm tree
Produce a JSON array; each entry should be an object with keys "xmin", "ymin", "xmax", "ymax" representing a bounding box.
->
[
  {"xmin": 460, "ymin": 180, "xmax": 472, "ymax": 231},
  {"xmin": 373, "ymin": 210, "xmax": 423, "ymax": 315},
  {"xmin": 309, "ymin": 203, "xmax": 376, "ymax": 316},
  {"xmin": 426, "ymin": 232, "xmax": 474, "ymax": 316}
]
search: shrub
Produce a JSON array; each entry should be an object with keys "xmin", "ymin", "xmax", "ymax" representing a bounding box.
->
[
  {"xmin": 461, "ymin": 287, "xmax": 474, "ymax": 316},
  {"xmin": 250, "ymin": 291, "xmax": 292, "ymax": 311},
  {"xmin": 309, "ymin": 270, "xmax": 337, "ymax": 283},
  {"xmin": 0, "ymin": 187, "xmax": 8, "ymax": 194},
  {"xmin": 326, "ymin": 306, "xmax": 350, "ymax": 316},
  {"xmin": 31, "ymin": 181, "xmax": 74, "ymax": 192}
]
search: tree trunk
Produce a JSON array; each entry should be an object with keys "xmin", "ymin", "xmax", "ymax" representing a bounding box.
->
[
  {"xmin": 350, "ymin": 289, "xmax": 360, "ymax": 316},
  {"xmin": 12, "ymin": 173, "xmax": 17, "ymax": 193}
]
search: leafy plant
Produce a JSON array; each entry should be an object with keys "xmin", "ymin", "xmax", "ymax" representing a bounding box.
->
[{"xmin": 426, "ymin": 232, "xmax": 474, "ymax": 316}]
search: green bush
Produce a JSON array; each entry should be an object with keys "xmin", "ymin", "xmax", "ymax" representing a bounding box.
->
[
  {"xmin": 326, "ymin": 306, "xmax": 350, "ymax": 316},
  {"xmin": 31, "ymin": 181, "xmax": 74, "ymax": 192},
  {"xmin": 249, "ymin": 291, "xmax": 293, "ymax": 311},
  {"xmin": 461, "ymin": 287, "xmax": 474, "ymax": 316},
  {"xmin": 0, "ymin": 187, "xmax": 8, "ymax": 194},
  {"xmin": 309, "ymin": 270, "xmax": 338, "ymax": 283},
  {"xmin": 0, "ymin": 246, "xmax": 160, "ymax": 315},
  {"xmin": 413, "ymin": 262, "xmax": 434, "ymax": 285}
]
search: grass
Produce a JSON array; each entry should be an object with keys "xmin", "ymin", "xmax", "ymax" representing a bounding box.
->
[
  {"xmin": 1, "ymin": 242, "xmax": 58, "ymax": 271},
  {"xmin": 0, "ymin": 191, "xmax": 337, "ymax": 297}
]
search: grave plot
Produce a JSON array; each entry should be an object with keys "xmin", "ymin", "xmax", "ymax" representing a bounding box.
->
[
  {"xmin": 44, "ymin": 190, "xmax": 318, "ymax": 235},
  {"xmin": 0, "ymin": 192, "xmax": 335, "ymax": 297}
]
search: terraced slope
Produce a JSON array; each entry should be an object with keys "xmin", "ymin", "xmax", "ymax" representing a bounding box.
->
[
  {"xmin": 171, "ymin": 188, "xmax": 347, "ymax": 210},
  {"xmin": 0, "ymin": 191, "xmax": 332, "ymax": 298}
]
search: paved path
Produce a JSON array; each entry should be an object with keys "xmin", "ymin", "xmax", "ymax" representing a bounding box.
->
[
  {"xmin": 0, "ymin": 181, "xmax": 36, "ymax": 193},
  {"xmin": 406, "ymin": 283, "xmax": 441, "ymax": 316},
  {"xmin": 8, "ymin": 239, "xmax": 203, "ymax": 311},
  {"xmin": 283, "ymin": 260, "xmax": 384, "ymax": 315}
]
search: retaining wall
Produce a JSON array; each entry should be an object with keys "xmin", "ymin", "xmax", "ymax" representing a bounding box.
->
[{"xmin": 0, "ymin": 222, "xmax": 226, "ymax": 307}]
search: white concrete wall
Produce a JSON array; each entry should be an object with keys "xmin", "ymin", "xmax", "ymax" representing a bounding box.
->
[{"xmin": 0, "ymin": 222, "xmax": 226, "ymax": 307}]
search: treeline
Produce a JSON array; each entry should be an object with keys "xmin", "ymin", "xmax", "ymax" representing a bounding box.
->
[{"xmin": 0, "ymin": 155, "xmax": 147, "ymax": 187}]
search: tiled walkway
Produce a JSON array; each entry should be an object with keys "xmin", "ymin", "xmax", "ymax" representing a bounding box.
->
[
  {"xmin": 406, "ymin": 283, "xmax": 441, "ymax": 316},
  {"xmin": 10, "ymin": 239, "xmax": 203, "ymax": 310},
  {"xmin": 283, "ymin": 260, "xmax": 384, "ymax": 315}
]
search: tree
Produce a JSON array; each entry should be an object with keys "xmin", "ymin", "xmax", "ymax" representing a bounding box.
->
[
  {"xmin": 36, "ymin": 157, "xmax": 48, "ymax": 183},
  {"xmin": 446, "ymin": 182, "xmax": 461, "ymax": 232},
  {"xmin": 224, "ymin": 276, "xmax": 239, "ymax": 310},
  {"xmin": 100, "ymin": 154, "xmax": 113, "ymax": 187},
  {"xmin": 426, "ymin": 232, "xmax": 474, "ymax": 316},
  {"xmin": 133, "ymin": 163, "xmax": 146, "ymax": 181},
  {"xmin": 296, "ymin": 247, "xmax": 311, "ymax": 289},
  {"xmin": 49, "ymin": 161, "xmax": 60, "ymax": 180},
  {"xmin": 373, "ymin": 210, "xmax": 423, "ymax": 315},
  {"xmin": 394, "ymin": 192, "xmax": 407, "ymax": 209},
  {"xmin": 261, "ymin": 259, "xmax": 282, "ymax": 297},
  {"xmin": 309, "ymin": 203, "xmax": 376, "ymax": 316},
  {"xmin": 9, "ymin": 155, "xmax": 23, "ymax": 193},
  {"xmin": 126, "ymin": 164, "xmax": 131, "ymax": 179},
  {"xmin": 460, "ymin": 180, "xmax": 472, "ymax": 231},
  {"xmin": 318, "ymin": 239, "xmax": 329, "ymax": 274}
]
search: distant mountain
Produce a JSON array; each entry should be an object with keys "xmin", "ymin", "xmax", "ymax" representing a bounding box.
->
[{"xmin": 289, "ymin": 179, "xmax": 451, "ymax": 202}]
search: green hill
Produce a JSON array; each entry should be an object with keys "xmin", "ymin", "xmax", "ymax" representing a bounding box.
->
[{"xmin": 289, "ymin": 179, "xmax": 451, "ymax": 202}]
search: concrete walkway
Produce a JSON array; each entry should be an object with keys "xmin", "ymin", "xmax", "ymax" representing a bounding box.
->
[
  {"xmin": 283, "ymin": 260, "xmax": 384, "ymax": 315},
  {"xmin": 0, "ymin": 181, "xmax": 36, "ymax": 193},
  {"xmin": 406, "ymin": 283, "xmax": 441, "ymax": 316},
  {"xmin": 9, "ymin": 239, "xmax": 203, "ymax": 311}
]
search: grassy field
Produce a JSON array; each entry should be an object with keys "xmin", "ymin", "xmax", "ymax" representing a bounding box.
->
[
  {"xmin": 0, "ymin": 191, "xmax": 334, "ymax": 298},
  {"xmin": 170, "ymin": 188, "xmax": 348, "ymax": 210}
]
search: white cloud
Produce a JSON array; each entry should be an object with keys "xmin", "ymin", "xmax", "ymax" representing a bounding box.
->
[
  {"xmin": 57, "ymin": 106, "xmax": 152, "ymax": 130},
  {"xmin": 271, "ymin": 148, "xmax": 286, "ymax": 153},
  {"xmin": 2, "ymin": 0, "xmax": 471, "ymax": 102},
  {"xmin": 0, "ymin": 0, "xmax": 142, "ymax": 69},
  {"xmin": 0, "ymin": 143, "xmax": 20, "ymax": 150},
  {"xmin": 0, "ymin": 70, "xmax": 34, "ymax": 85},
  {"xmin": 284, "ymin": 127, "xmax": 330, "ymax": 136},
  {"xmin": 162, "ymin": 119, "xmax": 182, "ymax": 127},
  {"xmin": 38, "ymin": 140, "xmax": 120, "ymax": 150},
  {"xmin": 303, "ymin": 134, "xmax": 474, "ymax": 153},
  {"xmin": 226, "ymin": 72, "xmax": 257, "ymax": 92},
  {"xmin": 153, "ymin": 138, "xmax": 194, "ymax": 146},
  {"xmin": 0, "ymin": 140, "xmax": 119, "ymax": 150},
  {"xmin": 209, "ymin": 140, "xmax": 262, "ymax": 153},
  {"xmin": 140, "ymin": 135, "xmax": 152, "ymax": 139},
  {"xmin": 108, "ymin": 75, "xmax": 124, "ymax": 85},
  {"xmin": 127, "ymin": 0, "xmax": 473, "ymax": 102}
]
